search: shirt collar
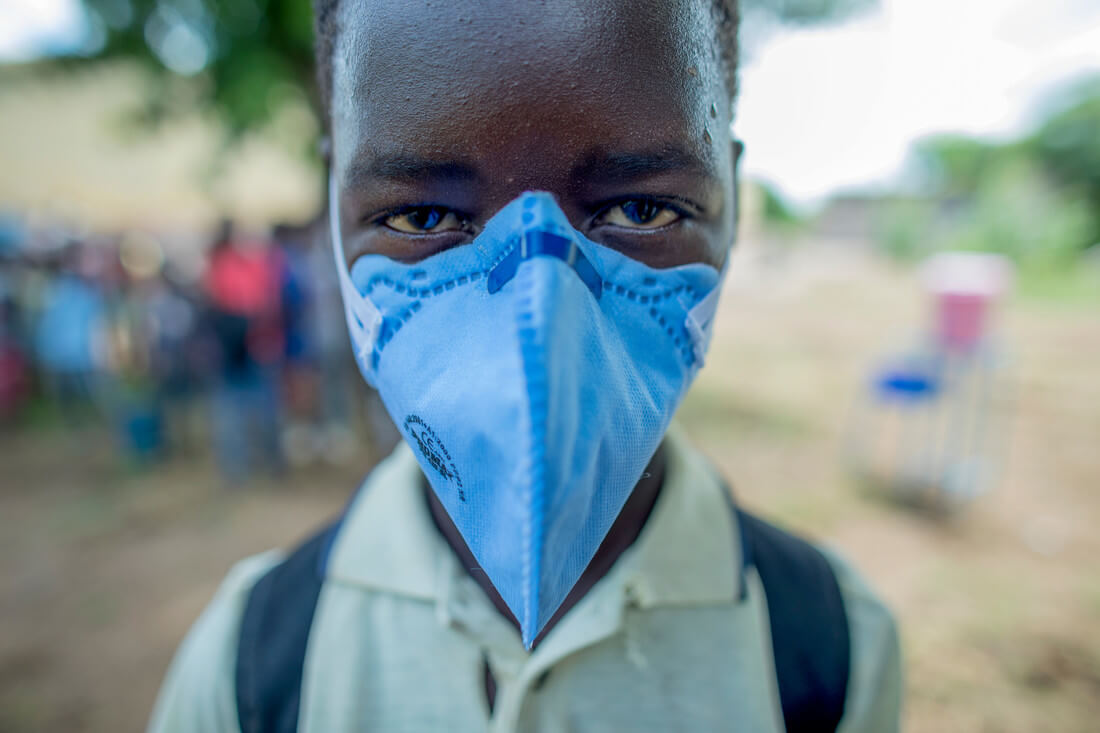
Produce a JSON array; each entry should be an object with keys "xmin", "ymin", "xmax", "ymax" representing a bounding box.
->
[
  {"xmin": 325, "ymin": 423, "xmax": 741, "ymax": 609},
  {"xmin": 326, "ymin": 440, "xmax": 445, "ymax": 600},
  {"xmin": 617, "ymin": 423, "xmax": 741, "ymax": 608}
]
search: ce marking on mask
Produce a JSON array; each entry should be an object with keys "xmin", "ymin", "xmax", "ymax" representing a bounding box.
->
[{"xmin": 404, "ymin": 415, "xmax": 465, "ymax": 502}]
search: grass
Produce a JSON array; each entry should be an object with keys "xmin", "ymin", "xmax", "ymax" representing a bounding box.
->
[{"xmin": 1014, "ymin": 264, "xmax": 1100, "ymax": 307}]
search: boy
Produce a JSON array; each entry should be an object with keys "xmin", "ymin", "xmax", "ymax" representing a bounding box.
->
[{"xmin": 149, "ymin": 0, "xmax": 902, "ymax": 731}]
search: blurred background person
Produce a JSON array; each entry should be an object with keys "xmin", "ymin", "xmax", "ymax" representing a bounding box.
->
[
  {"xmin": 200, "ymin": 220, "xmax": 286, "ymax": 484},
  {"xmin": 0, "ymin": 256, "xmax": 31, "ymax": 423},
  {"xmin": 270, "ymin": 221, "xmax": 319, "ymax": 467},
  {"xmin": 33, "ymin": 241, "xmax": 107, "ymax": 423},
  {"xmin": 143, "ymin": 266, "xmax": 200, "ymax": 456}
]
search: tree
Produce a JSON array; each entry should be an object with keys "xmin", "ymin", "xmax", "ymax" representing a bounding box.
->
[
  {"xmin": 78, "ymin": 0, "xmax": 316, "ymax": 134},
  {"xmin": 746, "ymin": 0, "xmax": 875, "ymax": 25},
  {"xmin": 910, "ymin": 77, "xmax": 1100, "ymax": 256},
  {"xmin": 1029, "ymin": 78, "xmax": 1100, "ymax": 247}
]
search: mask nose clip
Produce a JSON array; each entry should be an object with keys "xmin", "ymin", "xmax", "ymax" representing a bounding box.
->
[{"xmin": 488, "ymin": 230, "xmax": 603, "ymax": 299}]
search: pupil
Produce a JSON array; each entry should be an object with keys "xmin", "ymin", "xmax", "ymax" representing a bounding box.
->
[
  {"xmin": 625, "ymin": 201, "xmax": 657, "ymax": 224},
  {"xmin": 412, "ymin": 208, "xmax": 442, "ymax": 230}
]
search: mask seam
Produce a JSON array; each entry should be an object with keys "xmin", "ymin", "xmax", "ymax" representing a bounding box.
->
[
  {"xmin": 600, "ymin": 280, "xmax": 703, "ymax": 367},
  {"xmin": 358, "ymin": 265, "xmax": 705, "ymax": 369},
  {"xmin": 354, "ymin": 241, "xmax": 521, "ymax": 361},
  {"xmin": 357, "ymin": 270, "xmax": 489, "ymax": 359},
  {"xmin": 514, "ymin": 263, "xmax": 546, "ymax": 648}
]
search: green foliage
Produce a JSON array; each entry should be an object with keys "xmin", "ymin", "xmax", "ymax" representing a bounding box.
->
[
  {"xmin": 945, "ymin": 160, "xmax": 1095, "ymax": 268},
  {"xmin": 78, "ymin": 0, "xmax": 317, "ymax": 134},
  {"xmin": 1028, "ymin": 79, "xmax": 1100, "ymax": 242},
  {"xmin": 873, "ymin": 198, "xmax": 938, "ymax": 263},
  {"xmin": 745, "ymin": 0, "xmax": 877, "ymax": 25},
  {"xmin": 913, "ymin": 135, "xmax": 1020, "ymax": 198},
  {"xmin": 759, "ymin": 182, "xmax": 803, "ymax": 228},
  {"xmin": 881, "ymin": 76, "xmax": 1100, "ymax": 271}
]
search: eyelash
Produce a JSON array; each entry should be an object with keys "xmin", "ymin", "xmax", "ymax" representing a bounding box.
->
[
  {"xmin": 592, "ymin": 197, "xmax": 693, "ymax": 228},
  {"xmin": 368, "ymin": 196, "xmax": 695, "ymax": 235},
  {"xmin": 369, "ymin": 205, "xmax": 473, "ymax": 233}
]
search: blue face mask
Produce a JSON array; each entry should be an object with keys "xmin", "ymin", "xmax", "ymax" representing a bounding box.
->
[{"xmin": 331, "ymin": 177, "xmax": 725, "ymax": 647}]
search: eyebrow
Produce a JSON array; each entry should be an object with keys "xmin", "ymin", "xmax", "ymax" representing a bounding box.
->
[
  {"xmin": 343, "ymin": 154, "xmax": 481, "ymax": 190},
  {"xmin": 571, "ymin": 147, "xmax": 716, "ymax": 186}
]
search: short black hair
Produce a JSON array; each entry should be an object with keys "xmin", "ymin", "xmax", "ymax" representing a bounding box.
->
[{"xmin": 312, "ymin": 0, "xmax": 740, "ymax": 128}]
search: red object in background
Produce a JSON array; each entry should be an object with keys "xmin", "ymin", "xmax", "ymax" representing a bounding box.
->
[
  {"xmin": 936, "ymin": 292, "xmax": 989, "ymax": 351},
  {"xmin": 204, "ymin": 240, "xmax": 286, "ymax": 366},
  {"xmin": 0, "ymin": 344, "xmax": 28, "ymax": 418},
  {"xmin": 923, "ymin": 252, "xmax": 1013, "ymax": 353},
  {"xmin": 204, "ymin": 241, "xmax": 281, "ymax": 317}
]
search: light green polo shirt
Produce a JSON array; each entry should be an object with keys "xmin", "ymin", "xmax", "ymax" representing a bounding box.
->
[{"xmin": 149, "ymin": 427, "xmax": 901, "ymax": 732}]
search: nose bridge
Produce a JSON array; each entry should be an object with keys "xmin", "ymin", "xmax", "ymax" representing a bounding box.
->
[
  {"xmin": 514, "ymin": 191, "xmax": 576, "ymax": 239},
  {"xmin": 486, "ymin": 192, "xmax": 603, "ymax": 299}
]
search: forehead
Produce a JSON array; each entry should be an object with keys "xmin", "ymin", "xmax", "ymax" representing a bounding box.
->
[{"xmin": 331, "ymin": 0, "xmax": 728, "ymax": 176}]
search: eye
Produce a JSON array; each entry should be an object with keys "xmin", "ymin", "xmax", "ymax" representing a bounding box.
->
[
  {"xmin": 598, "ymin": 199, "xmax": 683, "ymax": 230},
  {"xmin": 382, "ymin": 206, "xmax": 466, "ymax": 235}
]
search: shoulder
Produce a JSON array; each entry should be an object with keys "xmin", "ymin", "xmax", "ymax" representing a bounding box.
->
[
  {"xmin": 819, "ymin": 548, "xmax": 904, "ymax": 733},
  {"xmin": 147, "ymin": 551, "xmax": 283, "ymax": 733},
  {"xmin": 737, "ymin": 510, "xmax": 851, "ymax": 731},
  {"xmin": 737, "ymin": 509, "xmax": 902, "ymax": 733},
  {"xmin": 820, "ymin": 548, "xmax": 900, "ymax": 661}
]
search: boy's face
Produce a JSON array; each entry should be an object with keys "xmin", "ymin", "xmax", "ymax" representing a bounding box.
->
[{"xmin": 330, "ymin": 0, "xmax": 737, "ymax": 272}]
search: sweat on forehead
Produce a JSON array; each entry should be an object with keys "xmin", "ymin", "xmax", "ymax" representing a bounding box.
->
[{"xmin": 313, "ymin": 0, "xmax": 739, "ymax": 127}]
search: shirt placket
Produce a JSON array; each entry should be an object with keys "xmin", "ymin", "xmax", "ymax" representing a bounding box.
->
[
  {"xmin": 492, "ymin": 580, "xmax": 635, "ymax": 731},
  {"xmin": 437, "ymin": 550, "xmax": 637, "ymax": 733}
]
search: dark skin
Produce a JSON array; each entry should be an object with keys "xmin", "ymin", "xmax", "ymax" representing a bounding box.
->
[{"xmin": 330, "ymin": 0, "xmax": 739, "ymax": 645}]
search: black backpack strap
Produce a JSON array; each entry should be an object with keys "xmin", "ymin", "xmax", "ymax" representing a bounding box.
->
[
  {"xmin": 235, "ymin": 521, "xmax": 340, "ymax": 733},
  {"xmin": 735, "ymin": 507, "xmax": 851, "ymax": 733}
]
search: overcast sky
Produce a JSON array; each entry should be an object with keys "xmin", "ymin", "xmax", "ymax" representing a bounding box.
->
[
  {"xmin": 3, "ymin": 0, "xmax": 1100, "ymax": 206},
  {"xmin": 735, "ymin": 0, "xmax": 1100, "ymax": 205}
]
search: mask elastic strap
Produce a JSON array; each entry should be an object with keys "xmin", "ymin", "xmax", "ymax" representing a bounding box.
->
[
  {"xmin": 684, "ymin": 261, "xmax": 728, "ymax": 367},
  {"xmin": 328, "ymin": 172, "xmax": 384, "ymax": 369}
]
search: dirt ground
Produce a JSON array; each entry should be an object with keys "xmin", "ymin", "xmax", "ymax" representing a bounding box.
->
[{"xmin": 2, "ymin": 247, "xmax": 1098, "ymax": 732}]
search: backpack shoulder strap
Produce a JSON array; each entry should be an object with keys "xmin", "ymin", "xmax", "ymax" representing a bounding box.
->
[
  {"xmin": 735, "ymin": 507, "xmax": 851, "ymax": 733},
  {"xmin": 235, "ymin": 521, "xmax": 340, "ymax": 733}
]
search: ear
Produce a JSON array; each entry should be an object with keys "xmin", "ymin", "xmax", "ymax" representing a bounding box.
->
[{"xmin": 730, "ymin": 138, "xmax": 745, "ymax": 239}]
